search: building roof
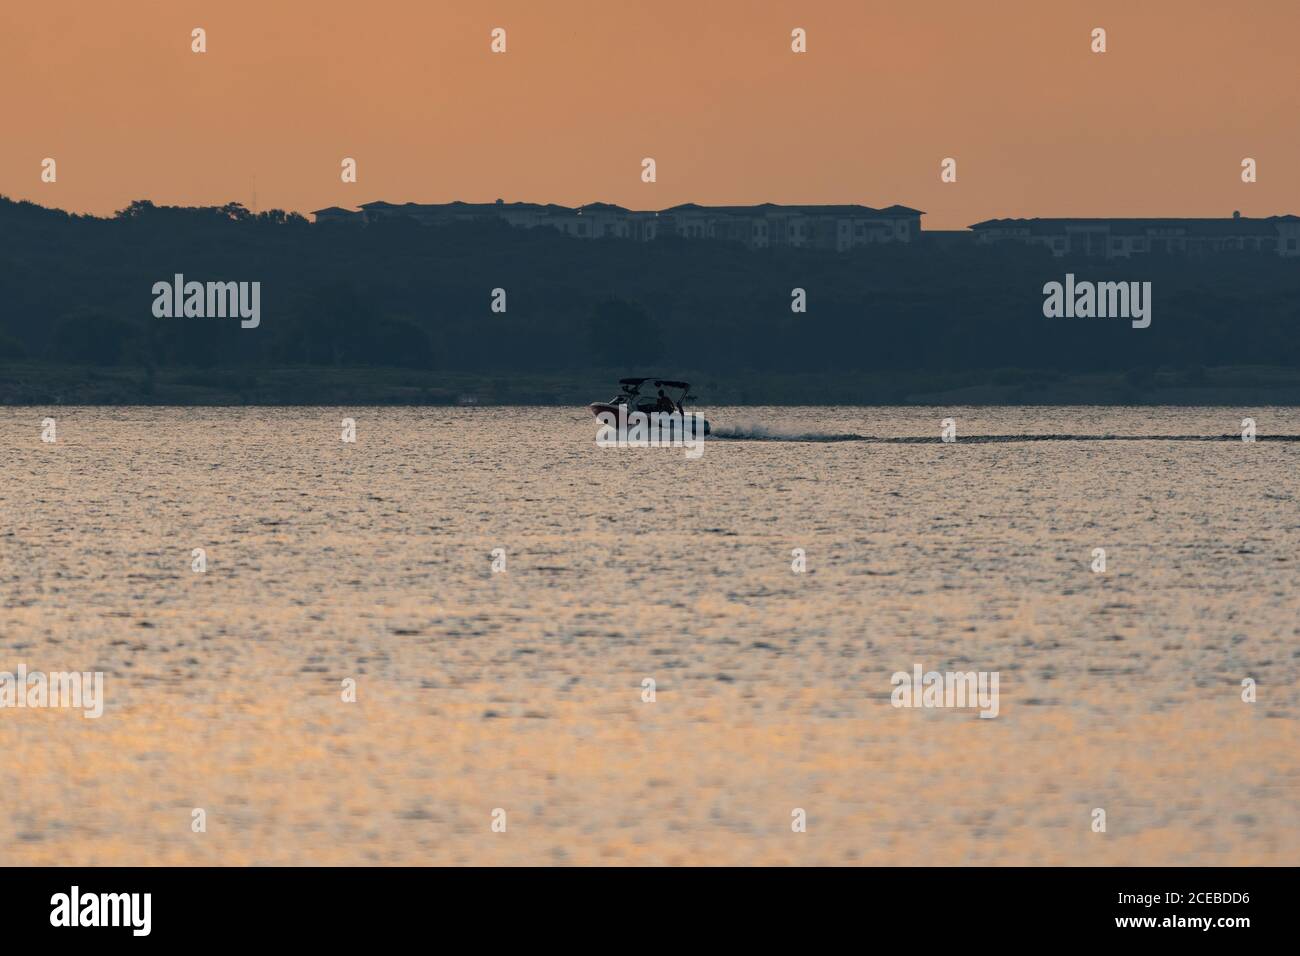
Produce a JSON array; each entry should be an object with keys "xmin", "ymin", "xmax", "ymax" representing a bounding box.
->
[
  {"xmin": 660, "ymin": 202, "xmax": 920, "ymax": 218},
  {"xmin": 351, "ymin": 200, "xmax": 924, "ymax": 219}
]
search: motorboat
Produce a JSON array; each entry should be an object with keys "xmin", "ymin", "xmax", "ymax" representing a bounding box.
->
[{"xmin": 587, "ymin": 378, "xmax": 711, "ymax": 435}]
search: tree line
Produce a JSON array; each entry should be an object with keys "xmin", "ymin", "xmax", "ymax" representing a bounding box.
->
[{"xmin": 2, "ymin": 196, "xmax": 1298, "ymax": 381}]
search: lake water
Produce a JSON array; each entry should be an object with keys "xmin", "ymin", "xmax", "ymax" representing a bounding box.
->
[{"xmin": 1, "ymin": 406, "xmax": 1297, "ymax": 865}]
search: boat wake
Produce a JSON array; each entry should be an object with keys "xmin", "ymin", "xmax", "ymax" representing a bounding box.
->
[
  {"xmin": 709, "ymin": 423, "xmax": 1300, "ymax": 443},
  {"xmin": 709, "ymin": 423, "xmax": 866, "ymax": 442}
]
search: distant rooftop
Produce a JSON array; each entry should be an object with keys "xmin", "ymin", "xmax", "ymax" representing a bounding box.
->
[
  {"xmin": 662, "ymin": 202, "xmax": 924, "ymax": 217},
  {"xmin": 343, "ymin": 200, "xmax": 923, "ymax": 218}
]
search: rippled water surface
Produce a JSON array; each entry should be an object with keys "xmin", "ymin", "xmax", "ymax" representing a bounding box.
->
[{"xmin": 2, "ymin": 406, "xmax": 1297, "ymax": 864}]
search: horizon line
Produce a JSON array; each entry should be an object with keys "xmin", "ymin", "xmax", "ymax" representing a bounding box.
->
[{"xmin": 7, "ymin": 194, "xmax": 1300, "ymax": 232}]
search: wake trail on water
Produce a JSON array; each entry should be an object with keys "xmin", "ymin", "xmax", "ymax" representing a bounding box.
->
[
  {"xmin": 708, "ymin": 423, "xmax": 1300, "ymax": 443},
  {"xmin": 709, "ymin": 422, "xmax": 867, "ymax": 442}
]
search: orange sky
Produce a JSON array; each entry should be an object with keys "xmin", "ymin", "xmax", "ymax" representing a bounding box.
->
[{"xmin": 2, "ymin": 0, "xmax": 1297, "ymax": 229}]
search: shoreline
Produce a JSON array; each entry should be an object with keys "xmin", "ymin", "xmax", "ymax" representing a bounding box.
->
[{"xmin": 5, "ymin": 363, "xmax": 1300, "ymax": 407}]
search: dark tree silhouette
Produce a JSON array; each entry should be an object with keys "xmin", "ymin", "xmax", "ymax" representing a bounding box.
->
[{"xmin": 2, "ymin": 194, "xmax": 1299, "ymax": 400}]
